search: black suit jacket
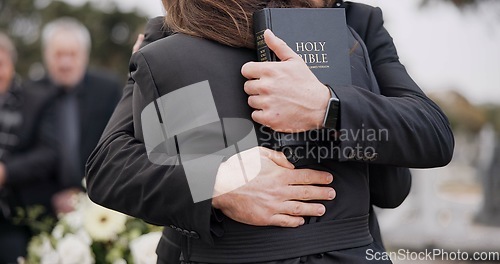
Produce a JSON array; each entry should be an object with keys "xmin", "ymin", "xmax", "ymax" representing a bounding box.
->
[
  {"xmin": 136, "ymin": 4, "xmax": 415, "ymax": 212},
  {"xmin": 1, "ymin": 79, "xmax": 58, "ymax": 216},
  {"xmin": 38, "ymin": 70, "xmax": 121, "ymax": 189},
  {"xmin": 86, "ymin": 2, "xmax": 453, "ymax": 263}
]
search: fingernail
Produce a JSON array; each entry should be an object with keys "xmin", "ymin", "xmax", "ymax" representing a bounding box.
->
[
  {"xmin": 299, "ymin": 218, "xmax": 305, "ymax": 225},
  {"xmin": 318, "ymin": 206, "xmax": 325, "ymax": 215},
  {"xmin": 326, "ymin": 175, "xmax": 333, "ymax": 183},
  {"xmin": 266, "ymin": 29, "xmax": 275, "ymax": 37},
  {"xmin": 328, "ymin": 190, "xmax": 336, "ymax": 199}
]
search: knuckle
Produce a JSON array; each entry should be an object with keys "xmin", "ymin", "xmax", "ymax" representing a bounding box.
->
[
  {"xmin": 265, "ymin": 66, "xmax": 278, "ymax": 76},
  {"xmin": 277, "ymin": 170, "xmax": 291, "ymax": 182},
  {"xmin": 261, "ymin": 214, "xmax": 272, "ymax": 225},
  {"xmin": 251, "ymin": 110, "xmax": 262, "ymax": 121},
  {"xmin": 288, "ymin": 174, "xmax": 298, "ymax": 185},
  {"xmin": 303, "ymin": 172, "xmax": 311, "ymax": 184},
  {"xmin": 268, "ymin": 186, "xmax": 280, "ymax": 198},
  {"xmin": 282, "ymin": 63, "xmax": 294, "ymax": 74},
  {"xmin": 302, "ymin": 188, "xmax": 310, "ymax": 200},
  {"xmin": 264, "ymin": 115, "xmax": 276, "ymax": 127},
  {"xmin": 259, "ymin": 84, "xmax": 269, "ymax": 94},
  {"xmin": 314, "ymin": 172, "xmax": 328, "ymax": 183},
  {"xmin": 250, "ymin": 97, "xmax": 262, "ymax": 109},
  {"xmin": 279, "ymin": 218, "xmax": 290, "ymax": 227},
  {"xmin": 243, "ymin": 81, "xmax": 251, "ymax": 93},
  {"xmin": 260, "ymin": 97, "xmax": 269, "ymax": 109},
  {"xmin": 290, "ymin": 174, "xmax": 302, "ymax": 185},
  {"xmin": 278, "ymin": 40, "xmax": 288, "ymax": 49},
  {"xmin": 292, "ymin": 203, "xmax": 301, "ymax": 215},
  {"xmin": 256, "ymin": 146, "xmax": 267, "ymax": 155}
]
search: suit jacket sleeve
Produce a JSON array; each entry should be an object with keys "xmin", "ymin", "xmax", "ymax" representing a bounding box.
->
[
  {"xmin": 86, "ymin": 76, "xmax": 223, "ymax": 246},
  {"xmin": 369, "ymin": 165, "xmax": 411, "ymax": 208},
  {"xmin": 86, "ymin": 18, "xmax": 220, "ymax": 245},
  {"xmin": 335, "ymin": 6, "xmax": 454, "ymax": 168},
  {"xmin": 348, "ymin": 5, "xmax": 412, "ymax": 208}
]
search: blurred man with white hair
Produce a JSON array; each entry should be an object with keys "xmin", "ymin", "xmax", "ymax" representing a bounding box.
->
[
  {"xmin": 0, "ymin": 31, "xmax": 59, "ymax": 263},
  {"xmin": 36, "ymin": 17, "xmax": 121, "ymax": 214}
]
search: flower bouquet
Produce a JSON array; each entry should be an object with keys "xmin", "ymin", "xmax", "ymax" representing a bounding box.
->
[{"xmin": 22, "ymin": 194, "xmax": 163, "ymax": 264}]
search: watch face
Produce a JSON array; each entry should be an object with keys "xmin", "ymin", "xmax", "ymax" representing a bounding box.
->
[{"xmin": 323, "ymin": 97, "xmax": 340, "ymax": 129}]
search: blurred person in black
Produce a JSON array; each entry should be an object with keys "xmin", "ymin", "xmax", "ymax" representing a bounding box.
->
[
  {"xmin": 35, "ymin": 18, "xmax": 121, "ymax": 214},
  {"xmin": 0, "ymin": 32, "xmax": 58, "ymax": 263}
]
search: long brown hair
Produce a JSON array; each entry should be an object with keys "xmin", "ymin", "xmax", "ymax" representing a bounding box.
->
[{"xmin": 162, "ymin": 0, "xmax": 313, "ymax": 49}]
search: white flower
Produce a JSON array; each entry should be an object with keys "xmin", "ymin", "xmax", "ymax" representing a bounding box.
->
[
  {"xmin": 130, "ymin": 232, "xmax": 162, "ymax": 264},
  {"xmin": 62, "ymin": 210, "xmax": 84, "ymax": 232},
  {"xmin": 28, "ymin": 234, "xmax": 56, "ymax": 259},
  {"xmin": 56, "ymin": 234, "xmax": 94, "ymax": 264},
  {"xmin": 75, "ymin": 229, "xmax": 92, "ymax": 245},
  {"xmin": 112, "ymin": 259, "xmax": 127, "ymax": 264},
  {"xmin": 41, "ymin": 251, "xmax": 60, "ymax": 264},
  {"xmin": 52, "ymin": 224, "xmax": 65, "ymax": 240},
  {"xmin": 83, "ymin": 201, "xmax": 127, "ymax": 241}
]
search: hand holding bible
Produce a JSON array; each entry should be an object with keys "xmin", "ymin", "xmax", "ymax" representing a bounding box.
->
[{"xmin": 242, "ymin": 30, "xmax": 331, "ymax": 132}]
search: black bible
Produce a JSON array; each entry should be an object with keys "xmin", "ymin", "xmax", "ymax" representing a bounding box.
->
[{"xmin": 253, "ymin": 8, "xmax": 352, "ymax": 87}]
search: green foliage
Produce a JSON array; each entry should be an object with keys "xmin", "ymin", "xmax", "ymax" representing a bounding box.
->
[
  {"xmin": 0, "ymin": 0, "xmax": 149, "ymax": 80},
  {"xmin": 13, "ymin": 205, "xmax": 56, "ymax": 235}
]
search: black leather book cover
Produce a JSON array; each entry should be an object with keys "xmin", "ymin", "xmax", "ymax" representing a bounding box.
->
[{"xmin": 253, "ymin": 8, "xmax": 352, "ymax": 87}]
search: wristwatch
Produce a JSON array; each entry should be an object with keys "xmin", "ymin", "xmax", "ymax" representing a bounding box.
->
[{"xmin": 322, "ymin": 85, "xmax": 340, "ymax": 129}]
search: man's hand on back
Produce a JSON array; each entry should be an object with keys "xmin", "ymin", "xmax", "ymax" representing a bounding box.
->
[{"xmin": 212, "ymin": 147, "xmax": 336, "ymax": 227}]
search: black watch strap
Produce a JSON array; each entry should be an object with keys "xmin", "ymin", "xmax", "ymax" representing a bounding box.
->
[{"xmin": 322, "ymin": 85, "xmax": 340, "ymax": 129}]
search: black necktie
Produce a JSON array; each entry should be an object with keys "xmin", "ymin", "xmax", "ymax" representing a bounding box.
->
[{"xmin": 58, "ymin": 92, "xmax": 82, "ymax": 188}]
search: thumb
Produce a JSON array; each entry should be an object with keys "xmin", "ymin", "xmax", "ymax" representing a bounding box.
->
[
  {"xmin": 259, "ymin": 147, "xmax": 295, "ymax": 169},
  {"xmin": 264, "ymin": 29, "xmax": 300, "ymax": 62}
]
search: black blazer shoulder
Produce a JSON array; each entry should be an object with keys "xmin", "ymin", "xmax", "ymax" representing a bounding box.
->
[
  {"xmin": 131, "ymin": 33, "xmax": 255, "ymax": 134},
  {"xmin": 345, "ymin": 2, "xmax": 399, "ymax": 66}
]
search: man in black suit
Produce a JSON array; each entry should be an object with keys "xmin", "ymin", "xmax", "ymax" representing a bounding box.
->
[
  {"xmin": 86, "ymin": 1, "xmax": 452, "ymax": 263},
  {"xmin": 128, "ymin": 10, "xmax": 412, "ymax": 261},
  {"xmin": 0, "ymin": 32, "xmax": 58, "ymax": 263},
  {"xmin": 37, "ymin": 18, "xmax": 121, "ymax": 214}
]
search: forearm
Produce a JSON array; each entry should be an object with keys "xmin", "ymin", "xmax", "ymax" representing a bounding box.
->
[
  {"xmin": 86, "ymin": 131, "xmax": 220, "ymax": 244},
  {"xmin": 87, "ymin": 79, "xmax": 226, "ymax": 244}
]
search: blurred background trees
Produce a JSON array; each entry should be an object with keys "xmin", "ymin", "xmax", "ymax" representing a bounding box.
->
[
  {"xmin": 0, "ymin": 0, "xmax": 497, "ymax": 81},
  {"xmin": 0, "ymin": 0, "xmax": 147, "ymax": 80},
  {"xmin": 1, "ymin": 0, "xmax": 499, "ymax": 260}
]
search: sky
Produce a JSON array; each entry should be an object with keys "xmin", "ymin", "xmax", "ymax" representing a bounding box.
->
[{"xmin": 63, "ymin": 0, "xmax": 500, "ymax": 105}]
